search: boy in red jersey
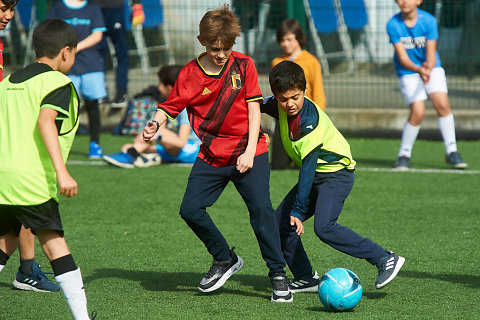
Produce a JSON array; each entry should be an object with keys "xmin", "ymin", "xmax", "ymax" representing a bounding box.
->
[{"xmin": 143, "ymin": 6, "xmax": 292, "ymax": 302}]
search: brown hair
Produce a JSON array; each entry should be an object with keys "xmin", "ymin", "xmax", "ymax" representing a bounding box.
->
[
  {"xmin": 276, "ymin": 18, "xmax": 307, "ymax": 48},
  {"xmin": 199, "ymin": 5, "xmax": 241, "ymax": 48}
]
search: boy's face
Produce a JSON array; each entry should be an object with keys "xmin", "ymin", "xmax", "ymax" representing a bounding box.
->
[
  {"xmin": 0, "ymin": 1, "xmax": 15, "ymax": 30},
  {"xmin": 200, "ymin": 38, "xmax": 233, "ymax": 67},
  {"xmin": 280, "ymin": 32, "xmax": 301, "ymax": 55},
  {"xmin": 395, "ymin": 0, "xmax": 422, "ymax": 14},
  {"xmin": 275, "ymin": 88, "xmax": 305, "ymax": 117}
]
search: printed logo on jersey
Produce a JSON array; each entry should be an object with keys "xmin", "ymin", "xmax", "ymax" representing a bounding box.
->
[
  {"xmin": 400, "ymin": 36, "xmax": 427, "ymax": 49},
  {"xmin": 202, "ymin": 87, "xmax": 211, "ymax": 95},
  {"xmin": 231, "ymin": 72, "xmax": 242, "ymax": 90}
]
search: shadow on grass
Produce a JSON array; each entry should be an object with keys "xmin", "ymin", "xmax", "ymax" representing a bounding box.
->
[
  {"xmin": 83, "ymin": 268, "xmax": 273, "ymax": 300},
  {"xmin": 362, "ymin": 291, "xmax": 387, "ymax": 299},
  {"xmin": 400, "ymin": 271, "xmax": 480, "ymax": 289}
]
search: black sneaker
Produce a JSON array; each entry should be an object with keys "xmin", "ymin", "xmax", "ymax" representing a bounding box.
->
[
  {"xmin": 446, "ymin": 152, "xmax": 468, "ymax": 169},
  {"xmin": 198, "ymin": 247, "xmax": 243, "ymax": 292},
  {"xmin": 375, "ymin": 251, "xmax": 405, "ymax": 289},
  {"xmin": 394, "ymin": 156, "xmax": 410, "ymax": 171},
  {"xmin": 110, "ymin": 92, "xmax": 128, "ymax": 109},
  {"xmin": 289, "ymin": 271, "xmax": 320, "ymax": 293},
  {"xmin": 270, "ymin": 273, "xmax": 293, "ymax": 302}
]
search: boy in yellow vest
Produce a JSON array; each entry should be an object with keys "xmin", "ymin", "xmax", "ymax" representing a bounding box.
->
[
  {"xmin": 0, "ymin": 19, "xmax": 94, "ymax": 319},
  {"xmin": 262, "ymin": 61, "xmax": 405, "ymax": 293}
]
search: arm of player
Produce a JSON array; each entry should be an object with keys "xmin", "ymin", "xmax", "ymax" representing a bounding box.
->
[
  {"xmin": 393, "ymin": 42, "xmax": 430, "ymax": 83},
  {"xmin": 37, "ymin": 108, "xmax": 78, "ymax": 198},
  {"xmin": 77, "ymin": 30, "xmax": 103, "ymax": 52},
  {"xmin": 143, "ymin": 110, "xmax": 168, "ymax": 141},
  {"xmin": 423, "ymin": 40, "xmax": 437, "ymax": 71},
  {"xmin": 236, "ymin": 100, "xmax": 261, "ymax": 173},
  {"xmin": 290, "ymin": 148, "xmax": 321, "ymax": 235}
]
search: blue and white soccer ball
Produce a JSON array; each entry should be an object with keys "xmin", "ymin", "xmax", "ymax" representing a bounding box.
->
[{"xmin": 318, "ymin": 268, "xmax": 363, "ymax": 311}]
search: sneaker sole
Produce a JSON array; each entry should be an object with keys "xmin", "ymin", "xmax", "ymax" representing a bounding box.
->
[
  {"xmin": 103, "ymin": 155, "xmax": 134, "ymax": 169},
  {"xmin": 198, "ymin": 256, "xmax": 244, "ymax": 293},
  {"xmin": 271, "ymin": 293, "xmax": 293, "ymax": 302},
  {"xmin": 290, "ymin": 284, "xmax": 319, "ymax": 293},
  {"xmin": 451, "ymin": 163, "xmax": 468, "ymax": 169},
  {"xmin": 89, "ymin": 155, "xmax": 103, "ymax": 160},
  {"xmin": 393, "ymin": 166, "xmax": 409, "ymax": 172},
  {"xmin": 376, "ymin": 256, "xmax": 405, "ymax": 289},
  {"xmin": 12, "ymin": 280, "xmax": 57, "ymax": 293}
]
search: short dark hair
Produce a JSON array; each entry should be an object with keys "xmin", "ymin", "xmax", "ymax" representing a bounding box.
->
[
  {"xmin": 2, "ymin": 0, "xmax": 18, "ymax": 7},
  {"xmin": 276, "ymin": 18, "xmax": 306, "ymax": 47},
  {"xmin": 32, "ymin": 19, "xmax": 78, "ymax": 59},
  {"xmin": 157, "ymin": 65, "xmax": 182, "ymax": 87},
  {"xmin": 269, "ymin": 61, "xmax": 306, "ymax": 94}
]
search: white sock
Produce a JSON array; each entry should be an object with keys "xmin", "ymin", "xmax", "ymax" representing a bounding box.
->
[
  {"xmin": 398, "ymin": 121, "xmax": 421, "ymax": 158},
  {"xmin": 55, "ymin": 268, "xmax": 90, "ymax": 320},
  {"xmin": 0, "ymin": 264, "xmax": 4, "ymax": 273},
  {"xmin": 438, "ymin": 113, "xmax": 457, "ymax": 154}
]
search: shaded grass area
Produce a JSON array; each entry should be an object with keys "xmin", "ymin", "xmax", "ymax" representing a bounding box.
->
[{"xmin": 0, "ymin": 135, "xmax": 479, "ymax": 319}]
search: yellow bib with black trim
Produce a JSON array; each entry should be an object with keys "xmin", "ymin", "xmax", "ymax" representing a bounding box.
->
[
  {"xmin": 278, "ymin": 97, "xmax": 356, "ymax": 173},
  {"xmin": 0, "ymin": 69, "xmax": 79, "ymax": 205}
]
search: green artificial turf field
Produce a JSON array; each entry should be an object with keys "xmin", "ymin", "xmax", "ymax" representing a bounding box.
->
[{"xmin": 1, "ymin": 134, "xmax": 479, "ymax": 319}]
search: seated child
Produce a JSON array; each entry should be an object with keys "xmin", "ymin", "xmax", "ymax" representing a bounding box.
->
[{"xmin": 103, "ymin": 65, "xmax": 200, "ymax": 168}]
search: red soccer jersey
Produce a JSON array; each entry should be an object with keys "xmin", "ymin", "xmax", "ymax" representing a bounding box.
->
[
  {"xmin": 0, "ymin": 39, "xmax": 3, "ymax": 81},
  {"xmin": 158, "ymin": 51, "xmax": 268, "ymax": 167}
]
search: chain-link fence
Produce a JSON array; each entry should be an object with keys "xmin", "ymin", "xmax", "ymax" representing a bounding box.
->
[{"xmin": 2, "ymin": 0, "xmax": 479, "ymax": 112}]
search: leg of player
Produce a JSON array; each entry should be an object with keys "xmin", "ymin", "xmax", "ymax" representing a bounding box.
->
[
  {"xmin": 36, "ymin": 230, "xmax": 90, "ymax": 320},
  {"xmin": 13, "ymin": 226, "xmax": 60, "ymax": 292},
  {"xmin": 233, "ymin": 153, "xmax": 292, "ymax": 302},
  {"xmin": 429, "ymin": 92, "xmax": 467, "ymax": 169},
  {"xmin": 275, "ymin": 185, "xmax": 319, "ymax": 293},
  {"xmin": 395, "ymin": 101, "xmax": 424, "ymax": 170},
  {"xmin": 0, "ymin": 232, "xmax": 18, "ymax": 273}
]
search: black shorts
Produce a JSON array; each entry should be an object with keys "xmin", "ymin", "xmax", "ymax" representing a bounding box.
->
[{"xmin": 0, "ymin": 198, "xmax": 64, "ymax": 236}]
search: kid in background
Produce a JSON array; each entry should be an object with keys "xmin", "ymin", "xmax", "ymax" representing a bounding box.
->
[
  {"xmin": 143, "ymin": 6, "xmax": 292, "ymax": 302},
  {"xmin": 270, "ymin": 18, "xmax": 326, "ymax": 169},
  {"xmin": 0, "ymin": 19, "xmax": 93, "ymax": 319},
  {"xmin": 262, "ymin": 61, "xmax": 405, "ymax": 293},
  {"xmin": 48, "ymin": 0, "xmax": 108, "ymax": 159},
  {"xmin": 103, "ymin": 65, "xmax": 201, "ymax": 168},
  {"xmin": 386, "ymin": 0, "xmax": 467, "ymax": 170}
]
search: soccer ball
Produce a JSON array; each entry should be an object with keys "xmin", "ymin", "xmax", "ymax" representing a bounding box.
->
[{"xmin": 318, "ymin": 268, "xmax": 363, "ymax": 311}]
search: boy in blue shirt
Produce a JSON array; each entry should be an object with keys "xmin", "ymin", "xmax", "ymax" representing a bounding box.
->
[
  {"xmin": 386, "ymin": 0, "xmax": 467, "ymax": 170},
  {"xmin": 48, "ymin": 0, "xmax": 108, "ymax": 159},
  {"xmin": 262, "ymin": 61, "xmax": 405, "ymax": 292}
]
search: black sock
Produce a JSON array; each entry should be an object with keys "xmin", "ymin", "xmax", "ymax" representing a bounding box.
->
[
  {"xmin": 50, "ymin": 254, "xmax": 77, "ymax": 277},
  {"xmin": 0, "ymin": 249, "xmax": 9, "ymax": 265},
  {"xmin": 84, "ymin": 99, "xmax": 101, "ymax": 143},
  {"xmin": 126, "ymin": 147, "xmax": 140, "ymax": 159},
  {"xmin": 19, "ymin": 258, "xmax": 35, "ymax": 274}
]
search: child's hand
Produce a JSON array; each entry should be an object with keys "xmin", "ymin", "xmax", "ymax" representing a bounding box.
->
[
  {"xmin": 143, "ymin": 121, "xmax": 157, "ymax": 142},
  {"xmin": 57, "ymin": 172, "xmax": 78, "ymax": 197},
  {"xmin": 419, "ymin": 63, "xmax": 430, "ymax": 84},
  {"xmin": 264, "ymin": 133, "xmax": 270, "ymax": 148},
  {"xmin": 290, "ymin": 216, "xmax": 304, "ymax": 236},
  {"xmin": 236, "ymin": 151, "xmax": 254, "ymax": 173}
]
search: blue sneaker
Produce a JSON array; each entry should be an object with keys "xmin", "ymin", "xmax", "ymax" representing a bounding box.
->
[
  {"xmin": 446, "ymin": 152, "xmax": 468, "ymax": 169},
  {"xmin": 89, "ymin": 142, "xmax": 103, "ymax": 159},
  {"xmin": 12, "ymin": 262, "xmax": 60, "ymax": 292},
  {"xmin": 103, "ymin": 152, "xmax": 135, "ymax": 168}
]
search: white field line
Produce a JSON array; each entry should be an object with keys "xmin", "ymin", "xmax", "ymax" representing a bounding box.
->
[{"xmin": 67, "ymin": 160, "xmax": 480, "ymax": 174}]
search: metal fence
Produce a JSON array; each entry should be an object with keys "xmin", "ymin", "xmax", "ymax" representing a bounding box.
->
[{"xmin": 2, "ymin": 0, "xmax": 479, "ymax": 110}]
